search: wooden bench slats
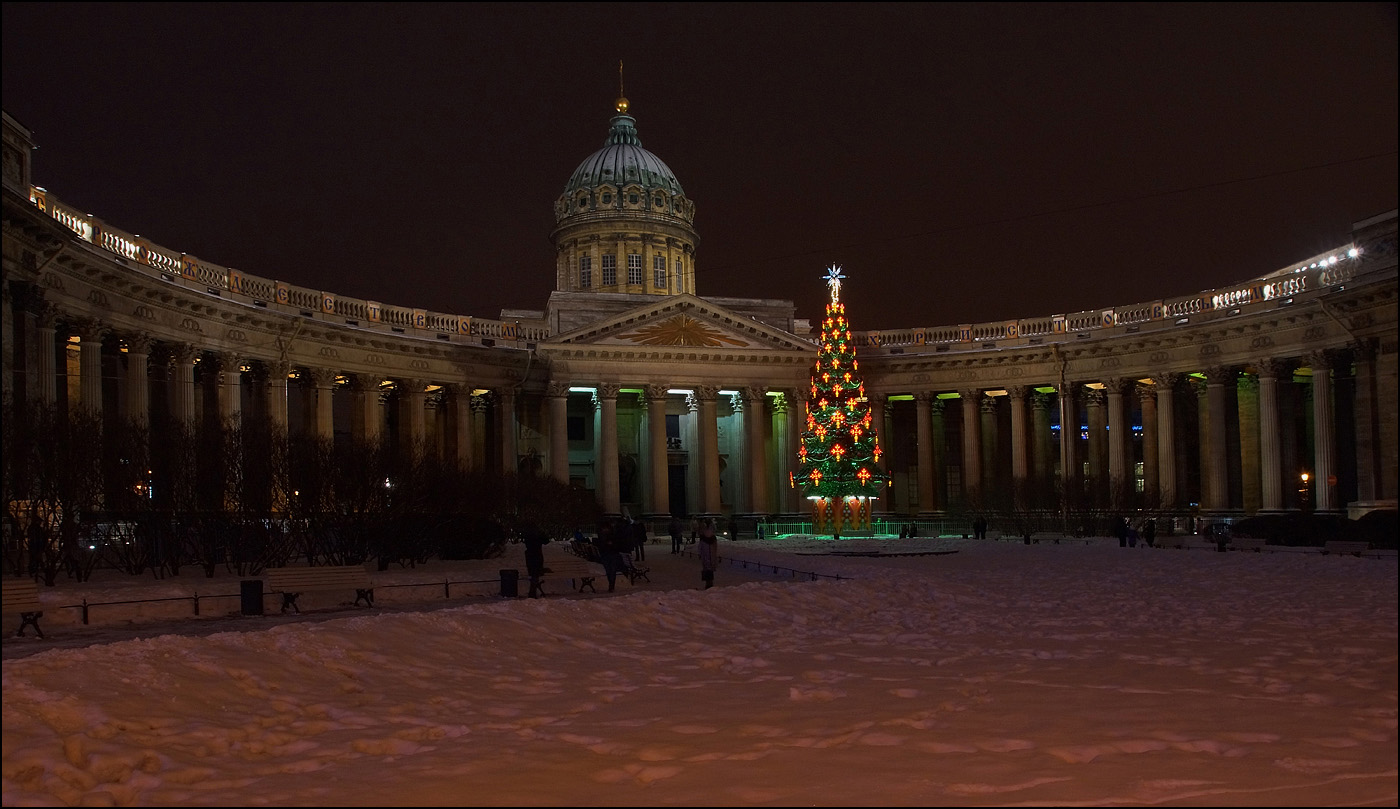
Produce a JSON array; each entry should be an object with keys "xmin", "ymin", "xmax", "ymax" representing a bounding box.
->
[
  {"xmin": 265, "ymin": 566, "xmax": 375, "ymax": 613},
  {"xmin": 3, "ymin": 579, "xmax": 45, "ymax": 638}
]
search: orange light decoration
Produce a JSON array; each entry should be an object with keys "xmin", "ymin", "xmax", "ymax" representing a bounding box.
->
[
  {"xmin": 852, "ymin": 359, "xmax": 859, "ymax": 371},
  {"xmin": 831, "ymin": 444, "xmax": 845, "ymax": 461},
  {"xmin": 810, "ymin": 469, "xmax": 823, "ymax": 485},
  {"xmin": 857, "ymin": 467, "xmax": 871, "ymax": 485},
  {"xmin": 816, "ymin": 425, "xmax": 827, "ymax": 439},
  {"xmin": 833, "ymin": 384, "xmax": 843, "ymax": 396},
  {"xmin": 831, "ymin": 359, "xmax": 839, "ymax": 369},
  {"xmin": 810, "ymin": 384, "xmax": 818, "ymax": 397},
  {"xmin": 847, "ymin": 398, "xmax": 858, "ymax": 411},
  {"xmin": 843, "ymin": 372, "xmax": 852, "ymax": 383},
  {"xmin": 850, "ymin": 425, "xmax": 863, "ymax": 440},
  {"xmin": 822, "ymin": 373, "xmax": 830, "ymax": 383},
  {"xmin": 831, "ymin": 411, "xmax": 845, "ymax": 427},
  {"xmin": 798, "ymin": 446, "xmax": 807, "ymax": 460},
  {"xmin": 806, "ymin": 414, "xmax": 816, "ymax": 429}
]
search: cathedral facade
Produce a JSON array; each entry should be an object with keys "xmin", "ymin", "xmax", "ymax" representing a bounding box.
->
[{"xmin": 3, "ymin": 102, "xmax": 1396, "ymax": 530}]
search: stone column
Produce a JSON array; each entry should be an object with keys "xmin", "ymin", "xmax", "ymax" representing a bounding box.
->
[
  {"xmin": 497, "ymin": 388, "xmax": 517, "ymax": 475},
  {"xmin": 1256, "ymin": 360, "xmax": 1284, "ymax": 512},
  {"xmin": 396, "ymin": 378, "xmax": 426, "ymax": 456},
  {"xmin": 784, "ymin": 390, "xmax": 804, "ymax": 514},
  {"xmin": 961, "ymin": 389, "xmax": 982, "ymax": 506},
  {"xmin": 309, "ymin": 368, "xmax": 337, "ymax": 442},
  {"xmin": 981, "ymin": 395, "xmax": 1000, "ymax": 497},
  {"xmin": 169, "ymin": 344, "xmax": 198, "ymax": 425},
  {"xmin": 1008, "ymin": 386, "xmax": 1029, "ymax": 495},
  {"xmin": 470, "ymin": 394, "xmax": 489, "ymax": 470},
  {"xmin": 1136, "ymin": 383, "xmax": 1158, "ymax": 503},
  {"xmin": 1309, "ymin": 351, "xmax": 1337, "ymax": 513},
  {"xmin": 1105, "ymin": 379, "xmax": 1127, "ymax": 500},
  {"xmin": 355, "ymin": 376, "xmax": 384, "ymax": 446},
  {"xmin": 684, "ymin": 392, "xmax": 701, "ymax": 515},
  {"xmin": 1153, "ymin": 374, "xmax": 1177, "ymax": 509},
  {"xmin": 266, "ymin": 361, "xmax": 289, "ymax": 433},
  {"xmin": 596, "ymin": 384, "xmax": 620, "ymax": 516},
  {"xmin": 77, "ymin": 320, "xmax": 106, "ymax": 417},
  {"xmin": 915, "ymin": 392, "xmax": 935, "ymax": 516},
  {"xmin": 929, "ymin": 398, "xmax": 946, "ymax": 513},
  {"xmin": 451, "ymin": 384, "xmax": 473, "ymax": 471},
  {"xmin": 869, "ymin": 393, "xmax": 888, "ymax": 516},
  {"xmin": 744, "ymin": 386, "xmax": 770, "ymax": 516},
  {"xmin": 124, "ymin": 333, "xmax": 153, "ymax": 430},
  {"xmin": 0, "ymin": 282, "xmax": 11, "ymax": 403},
  {"xmin": 696, "ymin": 385, "xmax": 722, "ymax": 515},
  {"xmin": 1031, "ymin": 391, "xmax": 1052, "ymax": 484},
  {"xmin": 1085, "ymin": 387, "xmax": 1106, "ymax": 497},
  {"xmin": 35, "ymin": 304, "xmax": 58, "ymax": 406},
  {"xmin": 1350, "ymin": 340, "xmax": 1380, "ymax": 503},
  {"xmin": 217, "ymin": 352, "xmax": 243, "ymax": 428},
  {"xmin": 1057, "ymin": 383, "xmax": 1079, "ymax": 498},
  {"xmin": 1204, "ymin": 366, "xmax": 1233, "ymax": 512},
  {"xmin": 548, "ymin": 382, "xmax": 571, "ymax": 485},
  {"xmin": 1236, "ymin": 372, "xmax": 1261, "ymax": 514},
  {"xmin": 645, "ymin": 384, "xmax": 670, "ymax": 517}
]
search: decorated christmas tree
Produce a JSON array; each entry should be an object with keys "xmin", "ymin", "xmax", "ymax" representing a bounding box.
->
[{"xmin": 795, "ymin": 266, "xmax": 888, "ymax": 535}]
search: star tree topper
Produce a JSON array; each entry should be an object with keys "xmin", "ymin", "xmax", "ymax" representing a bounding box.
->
[{"xmin": 825, "ymin": 265, "xmax": 846, "ymax": 303}]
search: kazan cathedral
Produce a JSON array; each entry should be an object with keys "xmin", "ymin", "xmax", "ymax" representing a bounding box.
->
[{"xmin": 1, "ymin": 97, "xmax": 1396, "ymax": 532}]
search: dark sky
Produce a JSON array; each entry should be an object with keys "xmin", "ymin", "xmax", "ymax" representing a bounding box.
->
[{"xmin": 3, "ymin": 3, "xmax": 1396, "ymax": 331}]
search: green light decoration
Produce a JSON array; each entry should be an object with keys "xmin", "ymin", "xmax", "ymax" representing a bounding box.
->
[{"xmin": 794, "ymin": 266, "xmax": 889, "ymax": 535}]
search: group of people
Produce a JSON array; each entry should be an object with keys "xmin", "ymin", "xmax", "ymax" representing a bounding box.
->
[{"xmin": 1114, "ymin": 516, "xmax": 1157, "ymax": 548}]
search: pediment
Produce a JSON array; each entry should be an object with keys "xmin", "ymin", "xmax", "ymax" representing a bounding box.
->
[{"xmin": 547, "ymin": 294, "xmax": 816, "ymax": 352}]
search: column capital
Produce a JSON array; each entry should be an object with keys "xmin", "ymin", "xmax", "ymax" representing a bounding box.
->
[
  {"xmin": 471, "ymin": 392, "xmax": 492, "ymax": 413},
  {"xmin": 1151, "ymin": 372, "xmax": 1180, "ymax": 389},
  {"xmin": 980, "ymin": 395, "xmax": 999, "ymax": 414},
  {"xmin": 170, "ymin": 342, "xmax": 198, "ymax": 365},
  {"xmin": 958, "ymin": 388, "xmax": 981, "ymax": 402},
  {"xmin": 1305, "ymin": 349, "xmax": 1335, "ymax": 371},
  {"xmin": 359, "ymin": 375, "xmax": 388, "ymax": 394},
  {"xmin": 694, "ymin": 384, "xmax": 720, "ymax": 402},
  {"xmin": 644, "ymin": 383, "xmax": 669, "ymax": 400},
  {"xmin": 1031, "ymin": 390, "xmax": 1051, "ymax": 411},
  {"xmin": 1135, "ymin": 382, "xmax": 1157, "ymax": 404},
  {"xmin": 1006, "ymin": 385, "xmax": 1028, "ymax": 400},
  {"xmin": 1084, "ymin": 387, "xmax": 1106, "ymax": 407},
  {"xmin": 308, "ymin": 367, "xmax": 339, "ymax": 389},
  {"xmin": 1101, "ymin": 377, "xmax": 1128, "ymax": 394},
  {"xmin": 596, "ymin": 383, "xmax": 621, "ymax": 400},
  {"xmin": 122, "ymin": 331, "xmax": 154, "ymax": 354},
  {"xmin": 742, "ymin": 385, "xmax": 766, "ymax": 403},
  {"xmin": 75, "ymin": 317, "xmax": 108, "ymax": 341},
  {"xmin": 1254, "ymin": 358, "xmax": 1286, "ymax": 380},
  {"xmin": 546, "ymin": 381, "xmax": 571, "ymax": 398},
  {"xmin": 1349, "ymin": 337, "xmax": 1377, "ymax": 363},
  {"xmin": 1203, "ymin": 365, "xmax": 1236, "ymax": 385}
]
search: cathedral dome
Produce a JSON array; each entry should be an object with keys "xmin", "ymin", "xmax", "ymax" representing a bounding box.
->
[{"xmin": 555, "ymin": 100, "xmax": 694, "ymax": 225}]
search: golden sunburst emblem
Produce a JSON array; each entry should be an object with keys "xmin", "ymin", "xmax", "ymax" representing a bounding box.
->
[{"xmin": 618, "ymin": 314, "xmax": 749, "ymax": 347}]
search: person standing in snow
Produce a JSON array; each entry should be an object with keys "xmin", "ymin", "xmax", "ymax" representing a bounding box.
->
[{"xmin": 698, "ymin": 517, "xmax": 718, "ymax": 589}]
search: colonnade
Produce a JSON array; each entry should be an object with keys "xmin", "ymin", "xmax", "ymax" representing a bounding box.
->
[{"xmin": 874, "ymin": 346, "xmax": 1383, "ymax": 518}]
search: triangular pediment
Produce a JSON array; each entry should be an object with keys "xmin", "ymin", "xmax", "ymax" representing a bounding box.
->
[{"xmin": 546, "ymin": 294, "xmax": 816, "ymax": 352}]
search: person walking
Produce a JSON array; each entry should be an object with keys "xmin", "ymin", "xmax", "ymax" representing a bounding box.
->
[
  {"xmin": 630, "ymin": 518, "xmax": 648, "ymax": 562},
  {"xmin": 669, "ymin": 515, "xmax": 684, "ymax": 554},
  {"xmin": 520, "ymin": 520, "xmax": 550, "ymax": 599},
  {"xmin": 596, "ymin": 519, "xmax": 624, "ymax": 592},
  {"xmin": 698, "ymin": 517, "xmax": 718, "ymax": 589}
]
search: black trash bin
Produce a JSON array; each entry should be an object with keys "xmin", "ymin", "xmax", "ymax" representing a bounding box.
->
[
  {"xmin": 499, "ymin": 568, "xmax": 519, "ymax": 598},
  {"xmin": 240, "ymin": 579, "xmax": 264, "ymax": 615}
]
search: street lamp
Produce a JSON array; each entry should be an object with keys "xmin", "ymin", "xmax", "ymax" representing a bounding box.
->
[{"xmin": 1298, "ymin": 472, "xmax": 1311, "ymax": 513}]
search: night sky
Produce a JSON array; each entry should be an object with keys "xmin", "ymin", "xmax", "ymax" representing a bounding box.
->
[{"xmin": 3, "ymin": 3, "xmax": 1395, "ymax": 331}]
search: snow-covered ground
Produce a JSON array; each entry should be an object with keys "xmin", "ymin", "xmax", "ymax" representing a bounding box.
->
[{"xmin": 3, "ymin": 536, "xmax": 1396, "ymax": 806}]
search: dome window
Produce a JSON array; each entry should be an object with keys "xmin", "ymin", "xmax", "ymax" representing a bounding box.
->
[
  {"xmin": 654, "ymin": 196, "xmax": 663, "ymax": 207},
  {"xmin": 629, "ymin": 193, "xmax": 639, "ymax": 205},
  {"xmin": 602, "ymin": 193, "xmax": 612, "ymax": 204}
]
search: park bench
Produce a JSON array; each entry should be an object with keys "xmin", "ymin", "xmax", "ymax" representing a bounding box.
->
[
  {"xmin": 1230, "ymin": 537, "xmax": 1268, "ymax": 552},
  {"xmin": 540, "ymin": 556, "xmax": 601, "ymax": 593},
  {"xmin": 1322, "ymin": 540, "xmax": 1370, "ymax": 557},
  {"xmin": 265, "ymin": 565, "xmax": 375, "ymax": 614},
  {"xmin": 3, "ymin": 578, "xmax": 44, "ymax": 638},
  {"xmin": 620, "ymin": 554, "xmax": 651, "ymax": 584}
]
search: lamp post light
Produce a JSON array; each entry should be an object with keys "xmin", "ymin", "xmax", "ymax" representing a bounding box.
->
[{"xmin": 1298, "ymin": 472, "xmax": 1311, "ymax": 513}]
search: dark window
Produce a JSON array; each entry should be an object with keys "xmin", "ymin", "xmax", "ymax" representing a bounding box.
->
[{"xmin": 567, "ymin": 415, "xmax": 586, "ymax": 441}]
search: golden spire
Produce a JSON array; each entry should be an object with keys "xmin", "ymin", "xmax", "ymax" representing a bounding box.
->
[{"xmin": 615, "ymin": 59, "xmax": 629, "ymax": 114}]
